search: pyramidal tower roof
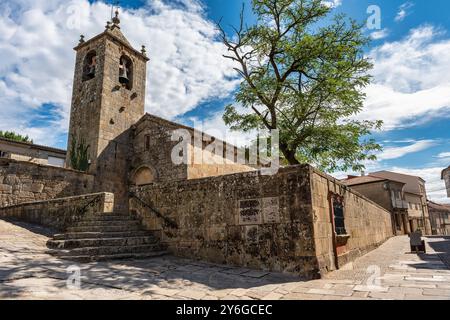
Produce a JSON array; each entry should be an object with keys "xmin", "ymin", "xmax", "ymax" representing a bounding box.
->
[
  {"xmin": 74, "ymin": 8, "xmax": 148, "ymax": 61},
  {"xmin": 105, "ymin": 9, "xmax": 132, "ymax": 47}
]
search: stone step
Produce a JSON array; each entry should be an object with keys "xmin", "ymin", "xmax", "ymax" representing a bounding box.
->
[
  {"xmin": 47, "ymin": 236, "xmax": 158, "ymax": 249},
  {"xmin": 47, "ymin": 244, "xmax": 164, "ymax": 257},
  {"xmin": 80, "ymin": 215, "xmax": 137, "ymax": 221},
  {"xmin": 66, "ymin": 225, "xmax": 142, "ymax": 233},
  {"xmin": 53, "ymin": 231, "xmax": 153, "ymax": 240},
  {"xmin": 56, "ymin": 251, "xmax": 169, "ymax": 263},
  {"xmin": 73, "ymin": 220, "xmax": 141, "ymax": 227}
]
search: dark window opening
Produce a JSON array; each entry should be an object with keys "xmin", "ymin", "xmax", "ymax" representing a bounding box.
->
[
  {"xmin": 145, "ymin": 135, "xmax": 150, "ymax": 151},
  {"xmin": 82, "ymin": 50, "xmax": 97, "ymax": 81},
  {"xmin": 395, "ymin": 215, "xmax": 402, "ymax": 231},
  {"xmin": 333, "ymin": 197, "xmax": 347, "ymax": 235},
  {"xmin": 119, "ymin": 55, "xmax": 133, "ymax": 90}
]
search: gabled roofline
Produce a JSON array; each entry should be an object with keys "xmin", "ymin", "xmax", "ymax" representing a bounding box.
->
[
  {"xmin": 0, "ymin": 136, "xmax": 66, "ymax": 155},
  {"xmin": 371, "ymin": 170, "xmax": 426, "ymax": 183},
  {"xmin": 74, "ymin": 31, "xmax": 149, "ymax": 62},
  {"xmin": 341, "ymin": 175, "xmax": 406, "ymax": 187}
]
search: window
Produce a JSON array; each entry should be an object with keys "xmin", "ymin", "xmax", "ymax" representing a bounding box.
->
[
  {"xmin": 47, "ymin": 156, "xmax": 65, "ymax": 167},
  {"xmin": 395, "ymin": 214, "xmax": 402, "ymax": 231},
  {"xmin": 332, "ymin": 197, "xmax": 347, "ymax": 235},
  {"xmin": 82, "ymin": 50, "xmax": 97, "ymax": 81},
  {"xmin": 119, "ymin": 55, "xmax": 133, "ymax": 90},
  {"xmin": 145, "ymin": 135, "xmax": 150, "ymax": 151},
  {"xmin": 0, "ymin": 150, "xmax": 7, "ymax": 158}
]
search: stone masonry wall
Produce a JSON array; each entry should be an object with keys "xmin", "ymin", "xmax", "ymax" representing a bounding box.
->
[
  {"xmin": 0, "ymin": 192, "xmax": 114, "ymax": 231},
  {"xmin": 130, "ymin": 165, "xmax": 320, "ymax": 278},
  {"xmin": 0, "ymin": 158, "xmax": 94, "ymax": 208},
  {"xmin": 130, "ymin": 114, "xmax": 256, "ymax": 186},
  {"xmin": 310, "ymin": 169, "xmax": 393, "ymax": 273}
]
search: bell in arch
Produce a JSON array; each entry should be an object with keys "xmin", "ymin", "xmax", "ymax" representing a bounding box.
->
[
  {"xmin": 119, "ymin": 60, "xmax": 129, "ymax": 85},
  {"xmin": 87, "ymin": 59, "xmax": 96, "ymax": 78}
]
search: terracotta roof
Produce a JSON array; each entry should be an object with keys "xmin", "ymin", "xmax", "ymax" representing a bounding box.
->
[
  {"xmin": 428, "ymin": 201, "xmax": 450, "ymax": 213},
  {"xmin": 370, "ymin": 171, "xmax": 425, "ymax": 195},
  {"xmin": 0, "ymin": 136, "xmax": 66, "ymax": 155},
  {"xmin": 341, "ymin": 175, "xmax": 386, "ymax": 186}
]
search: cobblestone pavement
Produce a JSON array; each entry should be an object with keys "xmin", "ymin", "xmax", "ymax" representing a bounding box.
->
[{"xmin": 1, "ymin": 219, "xmax": 450, "ymax": 300}]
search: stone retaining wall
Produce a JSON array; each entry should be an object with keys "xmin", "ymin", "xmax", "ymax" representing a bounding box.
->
[
  {"xmin": 0, "ymin": 158, "xmax": 94, "ymax": 208},
  {"xmin": 130, "ymin": 165, "xmax": 320, "ymax": 278},
  {"xmin": 130, "ymin": 165, "xmax": 393, "ymax": 278},
  {"xmin": 0, "ymin": 192, "xmax": 114, "ymax": 231}
]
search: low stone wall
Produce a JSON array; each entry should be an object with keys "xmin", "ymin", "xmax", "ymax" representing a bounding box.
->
[
  {"xmin": 310, "ymin": 169, "xmax": 393, "ymax": 272},
  {"xmin": 130, "ymin": 165, "xmax": 320, "ymax": 278},
  {"xmin": 0, "ymin": 192, "xmax": 114, "ymax": 231},
  {"xmin": 0, "ymin": 158, "xmax": 94, "ymax": 208}
]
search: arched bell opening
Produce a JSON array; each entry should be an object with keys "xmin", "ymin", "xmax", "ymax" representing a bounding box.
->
[
  {"xmin": 119, "ymin": 55, "xmax": 133, "ymax": 90},
  {"xmin": 82, "ymin": 50, "xmax": 97, "ymax": 81}
]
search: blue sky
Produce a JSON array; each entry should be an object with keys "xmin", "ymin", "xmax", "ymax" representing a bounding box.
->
[{"xmin": 0, "ymin": 0, "xmax": 449, "ymax": 202}]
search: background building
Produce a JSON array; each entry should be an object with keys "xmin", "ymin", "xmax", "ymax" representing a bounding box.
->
[
  {"xmin": 428, "ymin": 201, "xmax": 450, "ymax": 235},
  {"xmin": 342, "ymin": 171, "xmax": 432, "ymax": 235},
  {"xmin": 341, "ymin": 175, "xmax": 409, "ymax": 235},
  {"xmin": 0, "ymin": 137, "xmax": 66, "ymax": 167},
  {"xmin": 370, "ymin": 171, "xmax": 431, "ymax": 235},
  {"xmin": 442, "ymin": 166, "xmax": 450, "ymax": 198}
]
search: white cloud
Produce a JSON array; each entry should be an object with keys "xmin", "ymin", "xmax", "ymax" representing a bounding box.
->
[
  {"xmin": 377, "ymin": 140, "xmax": 436, "ymax": 161},
  {"xmin": 437, "ymin": 152, "xmax": 450, "ymax": 159},
  {"xmin": 0, "ymin": 0, "xmax": 238, "ymax": 146},
  {"xmin": 322, "ymin": 0, "xmax": 342, "ymax": 8},
  {"xmin": 370, "ymin": 28, "xmax": 389, "ymax": 40},
  {"xmin": 357, "ymin": 25, "xmax": 450, "ymax": 130},
  {"xmin": 395, "ymin": 2, "xmax": 414, "ymax": 22}
]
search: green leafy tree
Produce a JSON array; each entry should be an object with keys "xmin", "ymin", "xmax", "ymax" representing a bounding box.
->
[
  {"xmin": 219, "ymin": 0, "xmax": 382, "ymax": 172},
  {"xmin": 70, "ymin": 135, "xmax": 90, "ymax": 172},
  {"xmin": 0, "ymin": 131, "xmax": 33, "ymax": 143}
]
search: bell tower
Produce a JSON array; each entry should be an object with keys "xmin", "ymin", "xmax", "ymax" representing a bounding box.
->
[{"xmin": 66, "ymin": 10, "xmax": 149, "ymax": 210}]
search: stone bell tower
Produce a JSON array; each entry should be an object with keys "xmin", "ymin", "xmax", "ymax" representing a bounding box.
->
[{"xmin": 66, "ymin": 10, "xmax": 149, "ymax": 210}]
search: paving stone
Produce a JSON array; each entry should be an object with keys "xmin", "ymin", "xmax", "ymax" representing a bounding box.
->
[
  {"xmin": 281, "ymin": 293, "xmax": 321, "ymax": 300},
  {"xmin": 261, "ymin": 292, "xmax": 284, "ymax": 300},
  {"xmin": 178, "ymin": 290, "xmax": 207, "ymax": 300},
  {"xmin": 2, "ymin": 220, "xmax": 450, "ymax": 301},
  {"xmin": 354, "ymin": 285, "xmax": 389, "ymax": 292},
  {"xmin": 229, "ymin": 288, "xmax": 250, "ymax": 297},
  {"xmin": 422, "ymin": 289, "xmax": 450, "ymax": 297}
]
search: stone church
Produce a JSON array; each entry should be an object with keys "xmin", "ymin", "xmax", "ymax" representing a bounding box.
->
[
  {"xmin": 66, "ymin": 11, "xmax": 254, "ymax": 211},
  {"xmin": 0, "ymin": 11, "xmax": 394, "ymax": 279}
]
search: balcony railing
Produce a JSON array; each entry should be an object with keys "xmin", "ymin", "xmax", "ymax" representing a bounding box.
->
[{"xmin": 392, "ymin": 199, "xmax": 408, "ymax": 209}]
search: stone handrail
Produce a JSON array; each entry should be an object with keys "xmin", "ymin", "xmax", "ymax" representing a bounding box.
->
[{"xmin": 0, "ymin": 192, "xmax": 114, "ymax": 231}]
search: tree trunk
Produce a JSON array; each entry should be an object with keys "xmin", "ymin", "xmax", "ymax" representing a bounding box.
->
[{"xmin": 280, "ymin": 143, "xmax": 300, "ymax": 165}]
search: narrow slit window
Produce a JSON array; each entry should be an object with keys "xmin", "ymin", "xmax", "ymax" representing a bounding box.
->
[
  {"xmin": 333, "ymin": 197, "xmax": 347, "ymax": 235},
  {"xmin": 145, "ymin": 135, "xmax": 150, "ymax": 151}
]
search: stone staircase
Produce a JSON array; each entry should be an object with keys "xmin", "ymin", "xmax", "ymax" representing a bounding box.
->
[{"xmin": 46, "ymin": 212, "xmax": 168, "ymax": 262}]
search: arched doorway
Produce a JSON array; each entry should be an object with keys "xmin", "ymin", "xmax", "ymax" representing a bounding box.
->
[{"xmin": 133, "ymin": 166, "xmax": 155, "ymax": 186}]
